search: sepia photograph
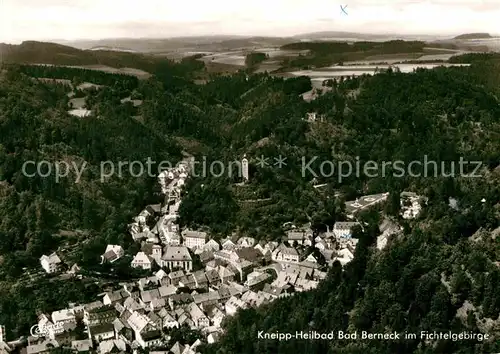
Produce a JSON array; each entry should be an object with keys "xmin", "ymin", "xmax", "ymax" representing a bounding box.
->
[{"xmin": 0, "ymin": 1, "xmax": 499, "ymax": 353}]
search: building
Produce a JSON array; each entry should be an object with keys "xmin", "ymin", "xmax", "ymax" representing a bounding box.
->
[
  {"xmin": 272, "ymin": 246, "xmax": 300, "ymax": 263},
  {"xmin": 101, "ymin": 245, "xmax": 124, "ymax": 263},
  {"xmin": 182, "ymin": 230, "xmax": 207, "ymax": 249},
  {"xmin": 40, "ymin": 253, "xmax": 62, "ymax": 274},
  {"xmin": 286, "ymin": 231, "xmax": 305, "ymax": 246},
  {"xmin": 345, "ymin": 193, "xmax": 389, "ymax": 218},
  {"xmin": 242, "ymin": 156, "xmax": 249, "ymax": 181},
  {"xmin": 161, "ymin": 246, "xmax": 193, "ymax": 272},
  {"xmin": 131, "ymin": 252, "xmax": 153, "ymax": 270},
  {"xmin": 333, "ymin": 222, "xmax": 360, "ymax": 238},
  {"xmin": 89, "ymin": 323, "xmax": 114, "ymax": 342}
]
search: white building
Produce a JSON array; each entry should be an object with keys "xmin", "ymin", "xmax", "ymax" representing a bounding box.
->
[
  {"xmin": 131, "ymin": 252, "xmax": 153, "ymax": 270},
  {"xmin": 272, "ymin": 246, "xmax": 300, "ymax": 263},
  {"xmin": 40, "ymin": 253, "xmax": 62, "ymax": 274},
  {"xmin": 333, "ymin": 222, "xmax": 360, "ymax": 238},
  {"xmin": 182, "ymin": 230, "xmax": 207, "ymax": 249},
  {"xmin": 161, "ymin": 246, "xmax": 193, "ymax": 272},
  {"xmin": 242, "ymin": 156, "xmax": 249, "ymax": 181}
]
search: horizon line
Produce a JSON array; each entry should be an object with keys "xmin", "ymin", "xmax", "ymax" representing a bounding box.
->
[{"xmin": 4, "ymin": 31, "xmax": 499, "ymax": 45}]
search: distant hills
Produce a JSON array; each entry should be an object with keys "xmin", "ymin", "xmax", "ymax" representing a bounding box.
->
[
  {"xmin": 57, "ymin": 36, "xmax": 294, "ymax": 53},
  {"xmin": 0, "ymin": 41, "xmax": 169, "ymax": 73},
  {"xmin": 54, "ymin": 32, "xmax": 494, "ymax": 54},
  {"xmin": 454, "ymin": 33, "xmax": 492, "ymax": 40}
]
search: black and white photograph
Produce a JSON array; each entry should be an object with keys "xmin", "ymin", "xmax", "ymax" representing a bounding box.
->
[{"xmin": 0, "ymin": 1, "xmax": 499, "ymax": 353}]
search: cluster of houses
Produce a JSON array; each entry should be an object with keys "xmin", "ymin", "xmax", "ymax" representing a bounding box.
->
[
  {"xmin": 28, "ymin": 159, "xmax": 421, "ymax": 353},
  {"xmin": 22, "ymin": 219, "xmax": 362, "ymax": 353}
]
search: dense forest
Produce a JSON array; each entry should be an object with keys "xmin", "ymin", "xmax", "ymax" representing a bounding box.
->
[
  {"xmin": 0, "ymin": 47, "xmax": 499, "ymax": 350},
  {"xmin": 279, "ymin": 40, "xmax": 426, "ymax": 69},
  {"xmin": 198, "ymin": 55, "xmax": 500, "ymax": 353}
]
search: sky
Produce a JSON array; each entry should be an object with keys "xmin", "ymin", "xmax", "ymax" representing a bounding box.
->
[{"xmin": 1, "ymin": 0, "xmax": 499, "ymax": 43}]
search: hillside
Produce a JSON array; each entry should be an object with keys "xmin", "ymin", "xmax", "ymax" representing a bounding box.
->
[
  {"xmin": 277, "ymin": 40, "xmax": 427, "ymax": 69},
  {"xmin": 0, "ymin": 49, "xmax": 500, "ymax": 349},
  {"xmin": 454, "ymin": 33, "xmax": 492, "ymax": 40},
  {"xmin": 199, "ymin": 57, "xmax": 500, "ymax": 353},
  {"xmin": 0, "ymin": 41, "xmax": 187, "ymax": 74},
  {"xmin": 59, "ymin": 36, "xmax": 294, "ymax": 53}
]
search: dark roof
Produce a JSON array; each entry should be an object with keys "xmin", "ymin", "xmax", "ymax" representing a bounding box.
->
[
  {"xmin": 205, "ymin": 269, "xmax": 219, "ymax": 283},
  {"xmin": 90, "ymin": 322, "xmax": 114, "ymax": 335},
  {"xmin": 102, "ymin": 250, "xmax": 119, "ymax": 262},
  {"xmin": 141, "ymin": 329, "xmax": 162, "ymax": 341},
  {"xmin": 147, "ymin": 204, "xmax": 162, "ymax": 213},
  {"xmin": 89, "ymin": 304, "xmax": 116, "ymax": 313},
  {"xmin": 145, "ymin": 205, "xmax": 157, "ymax": 215},
  {"xmin": 235, "ymin": 247, "xmax": 262, "ymax": 263},
  {"xmin": 141, "ymin": 243, "xmax": 154, "ymax": 255},
  {"xmin": 170, "ymin": 293, "xmax": 193, "ymax": 303}
]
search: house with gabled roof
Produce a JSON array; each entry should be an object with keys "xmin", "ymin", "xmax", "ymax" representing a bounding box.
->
[
  {"xmin": 168, "ymin": 270, "xmax": 185, "ymax": 286},
  {"xmin": 182, "ymin": 229, "xmax": 207, "ymax": 249},
  {"xmin": 235, "ymin": 247, "xmax": 264, "ymax": 264},
  {"xmin": 131, "ymin": 252, "xmax": 153, "ymax": 270},
  {"xmin": 137, "ymin": 327, "xmax": 163, "ymax": 349},
  {"xmin": 218, "ymin": 266, "xmax": 236, "ymax": 283},
  {"xmin": 245, "ymin": 271, "xmax": 272, "ymax": 290},
  {"xmin": 225, "ymin": 296, "xmax": 247, "ymax": 316},
  {"xmin": 262, "ymin": 283, "xmax": 293, "ymax": 299},
  {"xmin": 272, "ymin": 245, "xmax": 300, "ymax": 263},
  {"xmin": 149, "ymin": 297, "xmax": 167, "ymax": 311},
  {"xmin": 178, "ymin": 274, "xmax": 196, "ymax": 289},
  {"xmin": 84, "ymin": 304, "xmax": 116, "ymax": 326},
  {"xmin": 89, "ymin": 323, "xmax": 115, "ymax": 342},
  {"xmin": 102, "ymin": 289, "xmax": 127, "ymax": 305},
  {"xmin": 162, "ymin": 312, "xmax": 178, "ymax": 329},
  {"xmin": 205, "ymin": 269, "xmax": 221, "ymax": 288},
  {"xmin": 40, "ymin": 253, "xmax": 62, "ymax": 274},
  {"xmin": 146, "ymin": 311, "xmax": 162, "ymax": 329},
  {"xmin": 203, "ymin": 239, "xmax": 220, "ymax": 252},
  {"xmin": 221, "ymin": 238, "xmax": 236, "ymax": 250},
  {"xmin": 113, "ymin": 317, "xmax": 133, "ymax": 342},
  {"xmin": 100, "ymin": 245, "xmax": 124, "ymax": 264},
  {"xmin": 286, "ymin": 230, "xmax": 305, "ymax": 246},
  {"xmin": 177, "ymin": 313, "xmax": 195, "ymax": 329},
  {"xmin": 161, "ymin": 246, "xmax": 192, "ymax": 272},
  {"xmin": 192, "ymin": 270, "xmax": 208, "ymax": 289},
  {"xmin": 71, "ymin": 339, "xmax": 93, "ymax": 352},
  {"xmin": 140, "ymin": 289, "xmax": 160, "ymax": 304},
  {"xmin": 333, "ymin": 222, "xmax": 360, "ymax": 238},
  {"xmin": 170, "ymin": 342, "xmax": 184, "ymax": 354},
  {"xmin": 199, "ymin": 249, "xmax": 214, "ymax": 264},
  {"xmin": 158, "ymin": 284, "xmax": 177, "ymax": 298},
  {"xmin": 99, "ymin": 338, "xmax": 127, "ymax": 354},
  {"xmin": 207, "ymin": 306, "xmax": 225, "ymax": 328},
  {"xmin": 294, "ymin": 278, "xmax": 319, "ymax": 292},
  {"xmin": 126, "ymin": 311, "xmax": 150, "ymax": 333},
  {"xmin": 187, "ymin": 303, "xmax": 209, "ymax": 328}
]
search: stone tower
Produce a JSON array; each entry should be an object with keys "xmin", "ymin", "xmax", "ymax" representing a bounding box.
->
[{"xmin": 242, "ymin": 155, "xmax": 249, "ymax": 181}]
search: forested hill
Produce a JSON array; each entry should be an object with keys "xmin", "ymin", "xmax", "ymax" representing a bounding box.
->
[
  {"xmin": 199, "ymin": 60, "xmax": 500, "ymax": 353},
  {"xmin": 454, "ymin": 33, "xmax": 492, "ymax": 40},
  {"xmin": 0, "ymin": 50, "xmax": 500, "ymax": 347},
  {"xmin": 0, "ymin": 41, "xmax": 203, "ymax": 75}
]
